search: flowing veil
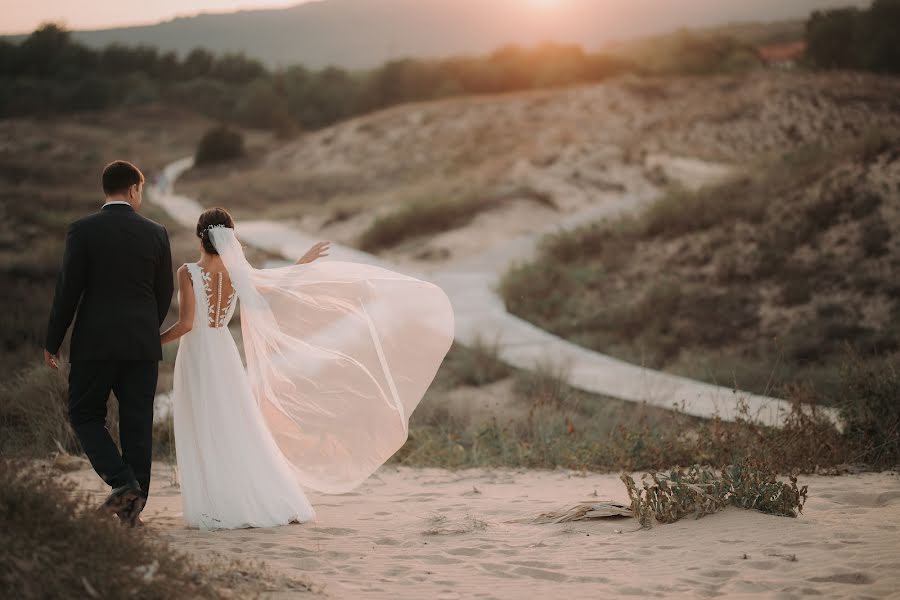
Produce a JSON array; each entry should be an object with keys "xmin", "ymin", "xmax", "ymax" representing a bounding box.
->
[{"xmin": 208, "ymin": 226, "xmax": 455, "ymax": 494}]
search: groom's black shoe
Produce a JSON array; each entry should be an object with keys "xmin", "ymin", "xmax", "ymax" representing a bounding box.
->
[
  {"xmin": 117, "ymin": 494, "xmax": 146, "ymax": 528},
  {"xmin": 99, "ymin": 481, "xmax": 142, "ymax": 525}
]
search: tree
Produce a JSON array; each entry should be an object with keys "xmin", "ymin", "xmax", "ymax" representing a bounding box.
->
[
  {"xmin": 17, "ymin": 23, "xmax": 72, "ymax": 77},
  {"xmin": 181, "ymin": 48, "xmax": 214, "ymax": 80},
  {"xmin": 806, "ymin": 8, "xmax": 862, "ymax": 69}
]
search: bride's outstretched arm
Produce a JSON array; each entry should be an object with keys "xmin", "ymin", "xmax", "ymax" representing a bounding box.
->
[
  {"xmin": 295, "ymin": 241, "xmax": 330, "ymax": 264},
  {"xmin": 161, "ymin": 265, "xmax": 195, "ymax": 345}
]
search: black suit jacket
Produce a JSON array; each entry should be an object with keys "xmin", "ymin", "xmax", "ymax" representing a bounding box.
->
[{"xmin": 45, "ymin": 203, "xmax": 174, "ymax": 361}]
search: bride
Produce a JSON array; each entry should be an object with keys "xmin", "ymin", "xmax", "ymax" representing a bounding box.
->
[{"xmin": 160, "ymin": 208, "xmax": 455, "ymax": 530}]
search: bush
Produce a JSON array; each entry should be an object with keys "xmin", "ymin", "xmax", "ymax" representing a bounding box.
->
[
  {"xmin": 194, "ymin": 125, "xmax": 245, "ymax": 166},
  {"xmin": 621, "ymin": 458, "xmax": 808, "ymax": 528},
  {"xmin": 0, "ymin": 365, "xmax": 77, "ymax": 456},
  {"xmin": 358, "ymin": 193, "xmax": 488, "ymax": 252},
  {"xmin": 0, "ymin": 460, "xmax": 297, "ymax": 599}
]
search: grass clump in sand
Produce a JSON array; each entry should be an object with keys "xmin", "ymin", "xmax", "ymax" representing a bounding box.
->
[
  {"xmin": 0, "ymin": 460, "xmax": 312, "ymax": 599},
  {"xmin": 422, "ymin": 513, "xmax": 488, "ymax": 536},
  {"xmin": 621, "ymin": 457, "xmax": 808, "ymax": 529}
]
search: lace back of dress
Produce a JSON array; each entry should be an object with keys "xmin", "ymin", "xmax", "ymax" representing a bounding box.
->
[{"xmin": 194, "ymin": 265, "xmax": 237, "ymax": 328}]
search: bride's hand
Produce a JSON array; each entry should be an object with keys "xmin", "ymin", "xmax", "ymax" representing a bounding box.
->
[{"xmin": 296, "ymin": 241, "xmax": 331, "ymax": 264}]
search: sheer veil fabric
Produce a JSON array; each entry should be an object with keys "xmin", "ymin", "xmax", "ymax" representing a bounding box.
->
[{"xmin": 208, "ymin": 226, "xmax": 455, "ymax": 494}]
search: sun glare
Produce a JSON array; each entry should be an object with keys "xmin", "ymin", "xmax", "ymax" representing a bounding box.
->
[{"xmin": 527, "ymin": 0, "xmax": 560, "ymax": 8}]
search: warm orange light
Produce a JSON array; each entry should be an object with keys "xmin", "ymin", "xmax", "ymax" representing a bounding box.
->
[{"xmin": 527, "ymin": 0, "xmax": 561, "ymax": 8}]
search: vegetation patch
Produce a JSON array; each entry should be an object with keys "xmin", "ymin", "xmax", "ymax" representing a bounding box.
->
[
  {"xmin": 0, "ymin": 460, "xmax": 313, "ymax": 599},
  {"xmin": 500, "ymin": 134, "xmax": 900, "ymax": 401},
  {"xmin": 358, "ymin": 185, "xmax": 554, "ymax": 252},
  {"xmin": 621, "ymin": 458, "xmax": 808, "ymax": 528}
]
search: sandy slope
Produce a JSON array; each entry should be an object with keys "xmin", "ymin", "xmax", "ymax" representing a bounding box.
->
[
  {"xmin": 179, "ymin": 71, "xmax": 900, "ymax": 275},
  {"xmin": 67, "ymin": 465, "xmax": 900, "ymax": 599}
]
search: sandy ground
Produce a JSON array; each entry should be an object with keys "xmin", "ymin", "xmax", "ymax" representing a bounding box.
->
[{"xmin": 66, "ymin": 464, "xmax": 900, "ymax": 599}]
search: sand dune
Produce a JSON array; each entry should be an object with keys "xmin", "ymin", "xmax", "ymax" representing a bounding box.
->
[{"xmin": 66, "ymin": 465, "xmax": 900, "ymax": 598}]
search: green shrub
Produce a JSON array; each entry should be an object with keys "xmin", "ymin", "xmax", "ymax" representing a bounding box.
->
[{"xmin": 194, "ymin": 125, "xmax": 245, "ymax": 166}]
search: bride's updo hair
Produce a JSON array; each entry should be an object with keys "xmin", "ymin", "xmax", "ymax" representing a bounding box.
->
[{"xmin": 196, "ymin": 207, "xmax": 235, "ymax": 255}]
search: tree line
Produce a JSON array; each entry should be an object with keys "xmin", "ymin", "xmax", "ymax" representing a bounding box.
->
[
  {"xmin": 805, "ymin": 0, "xmax": 899, "ymax": 72},
  {"xmin": 0, "ymin": 24, "xmax": 634, "ymax": 132},
  {"xmin": 1, "ymin": 0, "xmax": 896, "ymax": 132}
]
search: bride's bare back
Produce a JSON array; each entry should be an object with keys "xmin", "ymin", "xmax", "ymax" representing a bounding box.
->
[{"xmin": 192, "ymin": 263, "xmax": 236, "ymax": 329}]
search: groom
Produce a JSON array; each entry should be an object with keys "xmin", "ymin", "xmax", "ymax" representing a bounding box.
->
[{"xmin": 45, "ymin": 160, "xmax": 173, "ymax": 527}]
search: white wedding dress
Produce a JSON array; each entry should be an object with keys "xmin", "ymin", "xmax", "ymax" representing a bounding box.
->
[
  {"xmin": 171, "ymin": 226, "xmax": 454, "ymax": 530},
  {"xmin": 173, "ymin": 262, "xmax": 315, "ymax": 530}
]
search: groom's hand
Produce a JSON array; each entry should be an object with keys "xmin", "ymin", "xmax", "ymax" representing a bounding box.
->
[{"xmin": 44, "ymin": 349, "xmax": 59, "ymax": 370}]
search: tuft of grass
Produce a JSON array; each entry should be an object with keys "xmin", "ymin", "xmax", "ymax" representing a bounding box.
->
[
  {"xmin": 433, "ymin": 337, "xmax": 512, "ymax": 389},
  {"xmin": 358, "ymin": 185, "xmax": 556, "ymax": 252},
  {"xmin": 0, "ymin": 460, "xmax": 312, "ymax": 599},
  {"xmin": 839, "ymin": 350, "xmax": 900, "ymax": 468},
  {"xmin": 0, "ymin": 365, "xmax": 76, "ymax": 456}
]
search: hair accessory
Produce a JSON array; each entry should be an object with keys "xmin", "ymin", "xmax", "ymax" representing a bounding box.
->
[{"xmin": 200, "ymin": 223, "xmax": 228, "ymax": 237}]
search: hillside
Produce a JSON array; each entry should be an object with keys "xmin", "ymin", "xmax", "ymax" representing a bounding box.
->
[
  {"xmin": 502, "ymin": 133, "xmax": 900, "ymax": 400},
  {"xmin": 180, "ymin": 70, "xmax": 900, "ymax": 400},
  {"xmin": 180, "ymin": 71, "xmax": 900, "ymax": 264},
  {"xmin": 6, "ymin": 0, "xmax": 871, "ymax": 68}
]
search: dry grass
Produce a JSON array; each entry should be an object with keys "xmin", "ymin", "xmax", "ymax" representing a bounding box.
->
[
  {"xmin": 0, "ymin": 363, "xmax": 178, "ymax": 461},
  {"xmin": 621, "ymin": 458, "xmax": 808, "ymax": 529},
  {"xmin": 0, "ymin": 460, "xmax": 314, "ymax": 599},
  {"xmin": 358, "ymin": 184, "xmax": 556, "ymax": 252},
  {"xmin": 394, "ymin": 336, "xmax": 869, "ymax": 474}
]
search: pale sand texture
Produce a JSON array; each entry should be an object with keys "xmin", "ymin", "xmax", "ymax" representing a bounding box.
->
[{"xmin": 67, "ymin": 466, "xmax": 900, "ymax": 599}]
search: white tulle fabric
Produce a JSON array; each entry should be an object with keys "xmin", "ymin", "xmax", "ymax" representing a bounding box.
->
[
  {"xmin": 206, "ymin": 226, "xmax": 455, "ymax": 494},
  {"xmin": 173, "ymin": 261, "xmax": 315, "ymax": 530}
]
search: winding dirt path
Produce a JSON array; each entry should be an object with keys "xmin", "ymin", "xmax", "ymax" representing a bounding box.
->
[{"xmin": 151, "ymin": 157, "xmax": 837, "ymax": 427}]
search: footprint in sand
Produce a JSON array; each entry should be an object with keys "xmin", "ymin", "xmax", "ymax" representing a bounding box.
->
[
  {"xmin": 699, "ymin": 569, "xmax": 738, "ymax": 579},
  {"xmin": 311, "ymin": 526, "xmax": 357, "ymax": 535},
  {"xmin": 420, "ymin": 555, "xmax": 464, "ymax": 565},
  {"xmin": 445, "ymin": 547, "xmax": 483, "ymax": 556},
  {"xmin": 477, "ymin": 562, "xmax": 514, "ymax": 578},
  {"xmin": 373, "ymin": 537, "xmax": 401, "ymax": 546},
  {"xmin": 831, "ymin": 490, "xmax": 900, "ymax": 507},
  {"xmin": 511, "ymin": 566, "xmax": 568, "ymax": 582},
  {"xmin": 808, "ymin": 572, "xmax": 873, "ymax": 585}
]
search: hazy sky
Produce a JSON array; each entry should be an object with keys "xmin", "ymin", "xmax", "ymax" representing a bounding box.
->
[{"xmin": 0, "ymin": 0, "xmax": 316, "ymax": 34}]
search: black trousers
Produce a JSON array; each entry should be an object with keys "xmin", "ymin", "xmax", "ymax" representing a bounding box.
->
[{"xmin": 68, "ymin": 360, "xmax": 158, "ymax": 500}]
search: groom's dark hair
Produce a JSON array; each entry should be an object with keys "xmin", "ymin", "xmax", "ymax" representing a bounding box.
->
[
  {"xmin": 102, "ymin": 160, "xmax": 144, "ymax": 196},
  {"xmin": 197, "ymin": 207, "xmax": 235, "ymax": 255}
]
